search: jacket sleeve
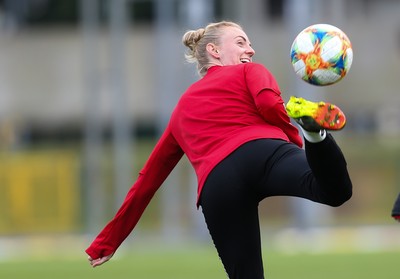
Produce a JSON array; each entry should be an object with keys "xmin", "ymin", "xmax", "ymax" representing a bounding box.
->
[
  {"xmin": 85, "ymin": 125, "xmax": 184, "ymax": 259},
  {"xmin": 244, "ymin": 63, "xmax": 303, "ymax": 147},
  {"xmin": 254, "ymin": 88, "xmax": 303, "ymax": 148}
]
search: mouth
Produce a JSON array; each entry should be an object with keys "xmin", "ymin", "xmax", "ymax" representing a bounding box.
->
[{"xmin": 240, "ymin": 58, "xmax": 251, "ymax": 63}]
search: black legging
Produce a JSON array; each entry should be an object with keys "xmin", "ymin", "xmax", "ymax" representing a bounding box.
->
[{"xmin": 199, "ymin": 134, "xmax": 352, "ymax": 279}]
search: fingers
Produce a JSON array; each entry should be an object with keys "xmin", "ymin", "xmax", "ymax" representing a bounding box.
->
[
  {"xmin": 88, "ymin": 253, "xmax": 114, "ymax": 268},
  {"xmin": 88, "ymin": 257, "xmax": 106, "ymax": 267}
]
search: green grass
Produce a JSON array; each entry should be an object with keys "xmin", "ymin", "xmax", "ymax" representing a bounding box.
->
[
  {"xmin": 0, "ymin": 248, "xmax": 399, "ymax": 279},
  {"xmin": 267, "ymin": 251, "xmax": 399, "ymax": 279}
]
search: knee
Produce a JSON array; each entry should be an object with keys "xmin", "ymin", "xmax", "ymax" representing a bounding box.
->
[
  {"xmin": 329, "ymin": 191, "xmax": 352, "ymax": 207},
  {"xmin": 326, "ymin": 182, "xmax": 353, "ymax": 207}
]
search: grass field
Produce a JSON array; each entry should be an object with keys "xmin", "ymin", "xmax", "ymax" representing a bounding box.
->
[{"xmin": 0, "ymin": 248, "xmax": 399, "ymax": 279}]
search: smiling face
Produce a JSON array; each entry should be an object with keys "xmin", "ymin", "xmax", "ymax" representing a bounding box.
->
[{"xmin": 207, "ymin": 26, "xmax": 255, "ymax": 66}]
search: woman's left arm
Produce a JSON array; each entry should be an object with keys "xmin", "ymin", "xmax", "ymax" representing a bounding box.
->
[{"xmin": 85, "ymin": 125, "xmax": 184, "ymax": 262}]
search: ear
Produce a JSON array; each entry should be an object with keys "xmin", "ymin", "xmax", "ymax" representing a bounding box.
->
[{"xmin": 206, "ymin": 43, "xmax": 220, "ymax": 59}]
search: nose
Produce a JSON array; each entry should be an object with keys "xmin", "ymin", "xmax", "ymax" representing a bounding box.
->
[{"xmin": 247, "ymin": 46, "xmax": 255, "ymax": 56}]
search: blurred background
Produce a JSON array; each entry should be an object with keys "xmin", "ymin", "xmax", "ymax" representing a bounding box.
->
[{"xmin": 0, "ymin": 0, "xmax": 400, "ymax": 261}]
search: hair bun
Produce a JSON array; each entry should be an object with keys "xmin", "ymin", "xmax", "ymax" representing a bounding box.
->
[{"xmin": 182, "ymin": 28, "xmax": 205, "ymax": 51}]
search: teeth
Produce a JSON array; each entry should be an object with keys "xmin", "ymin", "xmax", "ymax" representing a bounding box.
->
[{"xmin": 240, "ymin": 58, "xmax": 250, "ymax": 63}]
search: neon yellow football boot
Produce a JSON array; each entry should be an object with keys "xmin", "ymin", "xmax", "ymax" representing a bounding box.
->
[{"xmin": 285, "ymin": 96, "xmax": 346, "ymax": 132}]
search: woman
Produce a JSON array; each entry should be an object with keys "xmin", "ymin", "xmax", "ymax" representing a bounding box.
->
[
  {"xmin": 86, "ymin": 21, "xmax": 352, "ymax": 278},
  {"xmin": 392, "ymin": 192, "xmax": 400, "ymax": 222}
]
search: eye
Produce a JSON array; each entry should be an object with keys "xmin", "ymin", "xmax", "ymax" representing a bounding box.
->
[{"xmin": 237, "ymin": 40, "xmax": 244, "ymax": 46}]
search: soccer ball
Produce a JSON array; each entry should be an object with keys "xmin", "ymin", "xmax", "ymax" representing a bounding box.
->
[{"xmin": 290, "ymin": 23, "xmax": 353, "ymax": 86}]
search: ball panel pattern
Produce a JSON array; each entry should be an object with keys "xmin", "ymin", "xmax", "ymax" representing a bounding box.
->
[{"xmin": 290, "ymin": 24, "xmax": 353, "ymax": 86}]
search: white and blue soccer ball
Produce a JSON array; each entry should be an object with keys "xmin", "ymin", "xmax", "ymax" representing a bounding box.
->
[{"xmin": 290, "ymin": 23, "xmax": 353, "ymax": 86}]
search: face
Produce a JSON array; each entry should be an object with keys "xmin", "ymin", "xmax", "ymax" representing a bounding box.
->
[{"xmin": 209, "ymin": 26, "xmax": 255, "ymax": 66}]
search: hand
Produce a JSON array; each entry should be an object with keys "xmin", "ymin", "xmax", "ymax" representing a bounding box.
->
[{"xmin": 88, "ymin": 253, "xmax": 114, "ymax": 268}]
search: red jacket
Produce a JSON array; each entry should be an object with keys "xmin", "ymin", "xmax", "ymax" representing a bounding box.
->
[{"xmin": 86, "ymin": 63, "xmax": 302, "ymax": 259}]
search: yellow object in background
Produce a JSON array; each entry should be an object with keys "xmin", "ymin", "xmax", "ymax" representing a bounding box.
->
[{"xmin": 0, "ymin": 150, "xmax": 81, "ymax": 234}]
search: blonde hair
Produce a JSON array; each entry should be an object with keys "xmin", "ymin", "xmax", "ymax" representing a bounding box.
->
[{"xmin": 182, "ymin": 21, "xmax": 243, "ymax": 77}]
